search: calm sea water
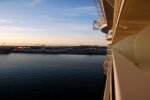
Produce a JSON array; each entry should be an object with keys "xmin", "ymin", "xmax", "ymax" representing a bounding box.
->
[{"xmin": 0, "ymin": 54, "xmax": 105, "ymax": 100}]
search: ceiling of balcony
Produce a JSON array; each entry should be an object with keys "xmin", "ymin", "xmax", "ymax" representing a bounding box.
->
[{"xmin": 113, "ymin": 0, "xmax": 150, "ymax": 44}]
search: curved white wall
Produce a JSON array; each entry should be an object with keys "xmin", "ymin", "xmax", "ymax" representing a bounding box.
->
[
  {"xmin": 113, "ymin": 34, "xmax": 137, "ymax": 62},
  {"xmin": 134, "ymin": 25, "xmax": 150, "ymax": 75},
  {"xmin": 113, "ymin": 25, "xmax": 150, "ymax": 75}
]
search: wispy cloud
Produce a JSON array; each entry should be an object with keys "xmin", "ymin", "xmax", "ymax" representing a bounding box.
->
[
  {"xmin": 0, "ymin": 26, "xmax": 51, "ymax": 32},
  {"xmin": 29, "ymin": 0, "xmax": 42, "ymax": 6},
  {"xmin": 39, "ymin": 15, "xmax": 54, "ymax": 21},
  {"xmin": 63, "ymin": 6, "xmax": 96, "ymax": 16},
  {"xmin": 0, "ymin": 19, "xmax": 13, "ymax": 24}
]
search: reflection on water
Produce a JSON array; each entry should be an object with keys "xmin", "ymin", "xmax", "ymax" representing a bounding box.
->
[{"xmin": 0, "ymin": 54, "xmax": 105, "ymax": 100}]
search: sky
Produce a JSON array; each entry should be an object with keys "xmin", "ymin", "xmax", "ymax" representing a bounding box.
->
[{"xmin": 0, "ymin": 0, "xmax": 106, "ymax": 46}]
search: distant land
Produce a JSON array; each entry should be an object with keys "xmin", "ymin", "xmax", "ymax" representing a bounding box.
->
[{"xmin": 0, "ymin": 45, "xmax": 107, "ymax": 55}]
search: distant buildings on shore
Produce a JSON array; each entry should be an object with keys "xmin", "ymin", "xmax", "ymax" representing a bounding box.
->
[{"xmin": 0, "ymin": 46, "xmax": 107, "ymax": 55}]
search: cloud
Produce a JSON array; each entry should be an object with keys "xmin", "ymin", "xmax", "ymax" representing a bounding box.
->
[
  {"xmin": 0, "ymin": 26, "xmax": 51, "ymax": 32},
  {"xmin": 63, "ymin": 6, "xmax": 96, "ymax": 16},
  {"xmin": 39, "ymin": 15, "xmax": 54, "ymax": 21},
  {"xmin": 0, "ymin": 21, "xmax": 106, "ymax": 46},
  {"xmin": 0, "ymin": 19, "xmax": 13, "ymax": 24},
  {"xmin": 29, "ymin": 0, "xmax": 42, "ymax": 6}
]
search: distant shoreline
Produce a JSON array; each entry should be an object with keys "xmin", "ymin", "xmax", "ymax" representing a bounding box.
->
[
  {"xmin": 11, "ymin": 52, "xmax": 106, "ymax": 55},
  {"xmin": 0, "ymin": 46, "xmax": 107, "ymax": 55}
]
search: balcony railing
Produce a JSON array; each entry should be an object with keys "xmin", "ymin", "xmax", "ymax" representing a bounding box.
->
[
  {"xmin": 96, "ymin": 15, "xmax": 109, "ymax": 33},
  {"xmin": 103, "ymin": 49, "xmax": 113, "ymax": 100},
  {"xmin": 97, "ymin": 16, "xmax": 107, "ymax": 28},
  {"xmin": 93, "ymin": 15, "xmax": 108, "ymax": 32},
  {"xmin": 104, "ymin": 52, "xmax": 112, "ymax": 75}
]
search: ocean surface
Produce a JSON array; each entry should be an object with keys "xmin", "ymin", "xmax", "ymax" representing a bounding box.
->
[{"xmin": 0, "ymin": 53, "xmax": 105, "ymax": 100}]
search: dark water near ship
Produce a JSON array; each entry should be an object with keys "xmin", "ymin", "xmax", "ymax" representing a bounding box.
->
[{"xmin": 0, "ymin": 54, "xmax": 105, "ymax": 100}]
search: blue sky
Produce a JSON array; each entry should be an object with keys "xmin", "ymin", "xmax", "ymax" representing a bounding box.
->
[{"xmin": 0, "ymin": 0, "xmax": 106, "ymax": 46}]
